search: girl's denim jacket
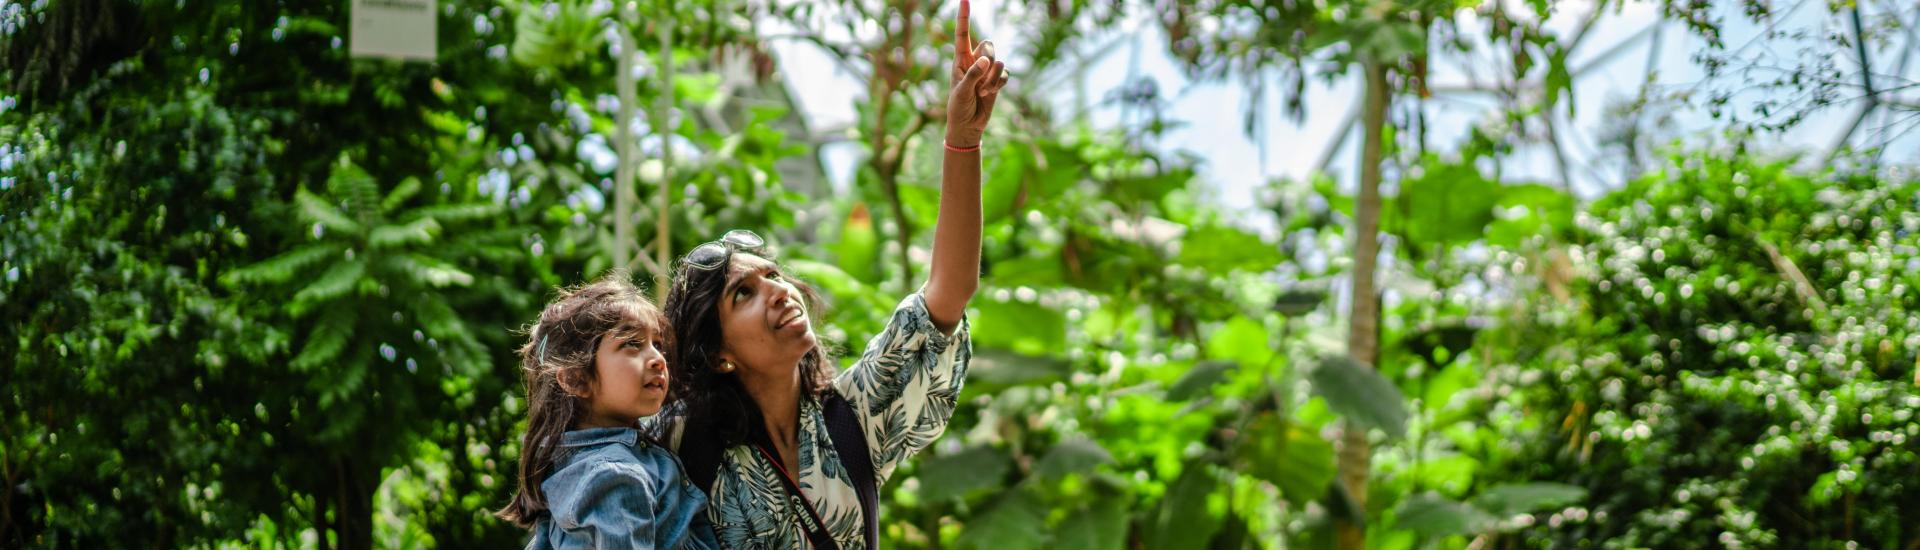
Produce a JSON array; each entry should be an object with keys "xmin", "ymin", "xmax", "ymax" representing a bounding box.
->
[{"xmin": 528, "ymin": 427, "xmax": 721, "ymax": 550}]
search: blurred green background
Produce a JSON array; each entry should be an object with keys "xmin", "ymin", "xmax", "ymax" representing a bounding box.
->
[{"xmin": 3, "ymin": 0, "xmax": 1918, "ymax": 548}]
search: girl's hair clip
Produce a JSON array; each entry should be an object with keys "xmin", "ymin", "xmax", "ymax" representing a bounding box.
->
[{"xmin": 537, "ymin": 333, "xmax": 551, "ymax": 365}]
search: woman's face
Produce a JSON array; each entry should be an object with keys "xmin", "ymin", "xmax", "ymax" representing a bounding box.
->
[
  {"xmin": 584, "ymin": 323, "xmax": 670, "ymax": 425},
  {"xmin": 716, "ymin": 253, "xmax": 817, "ymax": 375}
]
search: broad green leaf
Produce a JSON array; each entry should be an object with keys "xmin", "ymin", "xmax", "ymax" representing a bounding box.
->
[
  {"xmin": 985, "ymin": 255, "xmax": 1064, "ymax": 288},
  {"xmin": 896, "ymin": 182, "xmax": 942, "ymax": 233},
  {"xmin": 783, "ymin": 259, "xmax": 878, "ymax": 309},
  {"xmin": 1544, "ymin": 44, "xmax": 1574, "ymax": 117},
  {"xmin": 954, "ymin": 490, "xmax": 1048, "ymax": 550},
  {"xmin": 1423, "ymin": 362, "xmax": 1479, "ymax": 417},
  {"xmin": 981, "ymin": 142, "xmax": 1031, "ymax": 225},
  {"xmin": 970, "ymin": 298, "xmax": 1066, "ymax": 356},
  {"xmin": 828, "ymin": 203, "xmax": 881, "ymax": 285},
  {"xmin": 966, "ymin": 347, "xmax": 1072, "ymax": 392},
  {"xmin": 1144, "ymin": 465, "xmax": 1224, "ymax": 550},
  {"xmin": 1166, "ymin": 360, "xmax": 1235, "ymax": 401},
  {"xmin": 1177, "ymin": 223, "xmax": 1284, "ymax": 273},
  {"xmin": 1204, "ymin": 316, "xmax": 1272, "ymax": 371},
  {"xmin": 1486, "ymin": 183, "xmax": 1574, "ymax": 247},
  {"xmin": 1271, "ymin": 288, "xmax": 1326, "ymax": 316},
  {"xmin": 1470, "ymin": 482, "xmax": 1587, "ymax": 517},
  {"xmin": 1309, "ymin": 356, "xmax": 1409, "ymax": 439},
  {"xmin": 1054, "ymin": 498, "xmax": 1127, "ymax": 550},
  {"xmin": 1391, "ymin": 160, "xmax": 1502, "ymax": 251},
  {"xmin": 1033, "ymin": 437, "xmax": 1114, "ymax": 479},
  {"xmin": 1233, "ymin": 413, "xmax": 1336, "ymax": 503},
  {"xmin": 1394, "ymin": 493, "xmax": 1495, "ymax": 537},
  {"xmin": 1410, "ymin": 454, "xmax": 1480, "ymax": 496},
  {"xmin": 916, "ymin": 445, "xmax": 1012, "ymax": 502}
]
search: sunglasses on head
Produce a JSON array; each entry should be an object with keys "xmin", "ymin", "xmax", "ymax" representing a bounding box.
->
[{"xmin": 684, "ymin": 229, "xmax": 767, "ymax": 271}]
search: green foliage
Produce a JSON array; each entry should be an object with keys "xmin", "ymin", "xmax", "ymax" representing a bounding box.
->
[
  {"xmin": 7, "ymin": 1, "xmax": 1913, "ymax": 550},
  {"xmin": 1484, "ymin": 150, "xmax": 1920, "ymax": 547},
  {"xmin": 1312, "ymin": 356, "xmax": 1411, "ymax": 439}
]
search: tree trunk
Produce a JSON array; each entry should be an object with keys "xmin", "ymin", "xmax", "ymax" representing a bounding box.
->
[
  {"xmin": 613, "ymin": 26, "xmax": 638, "ymax": 276},
  {"xmin": 332, "ymin": 455, "xmax": 377, "ymax": 550},
  {"xmin": 653, "ymin": 10, "xmax": 675, "ymax": 302},
  {"xmin": 1335, "ymin": 58, "xmax": 1390, "ymax": 550}
]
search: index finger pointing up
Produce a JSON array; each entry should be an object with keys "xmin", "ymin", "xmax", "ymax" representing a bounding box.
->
[{"xmin": 956, "ymin": 0, "xmax": 972, "ymax": 58}]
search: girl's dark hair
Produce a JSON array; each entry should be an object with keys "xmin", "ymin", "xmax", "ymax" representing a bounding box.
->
[
  {"xmin": 496, "ymin": 271, "xmax": 667, "ymax": 529},
  {"xmin": 652, "ymin": 243, "xmax": 834, "ymax": 451}
]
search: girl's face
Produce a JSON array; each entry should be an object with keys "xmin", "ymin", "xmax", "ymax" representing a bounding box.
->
[
  {"xmin": 581, "ymin": 324, "xmax": 670, "ymax": 427},
  {"xmin": 717, "ymin": 253, "xmax": 817, "ymax": 375}
]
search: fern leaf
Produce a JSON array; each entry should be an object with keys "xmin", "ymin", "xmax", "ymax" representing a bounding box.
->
[
  {"xmin": 295, "ymin": 187, "xmax": 364, "ymax": 235},
  {"xmin": 221, "ymin": 243, "xmax": 343, "ymax": 286},
  {"xmin": 291, "ymin": 259, "xmax": 366, "ymax": 313},
  {"xmin": 369, "ymin": 217, "xmax": 441, "ymax": 249},
  {"xmin": 385, "ymin": 254, "xmax": 474, "ymax": 287},
  {"xmin": 382, "ymin": 177, "xmax": 423, "ymax": 213},
  {"xmin": 291, "ymin": 308, "xmax": 354, "ymax": 372},
  {"xmin": 404, "ymin": 203, "xmax": 502, "ymax": 224}
]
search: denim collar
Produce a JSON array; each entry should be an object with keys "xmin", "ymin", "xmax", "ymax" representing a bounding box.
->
[{"xmin": 557, "ymin": 427, "xmax": 639, "ymax": 449}]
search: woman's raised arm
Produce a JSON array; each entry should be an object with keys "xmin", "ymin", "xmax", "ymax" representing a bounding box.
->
[{"xmin": 925, "ymin": 0, "xmax": 1008, "ymax": 334}]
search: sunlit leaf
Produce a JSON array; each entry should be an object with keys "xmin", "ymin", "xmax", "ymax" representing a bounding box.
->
[{"xmin": 1204, "ymin": 316, "xmax": 1272, "ymax": 371}]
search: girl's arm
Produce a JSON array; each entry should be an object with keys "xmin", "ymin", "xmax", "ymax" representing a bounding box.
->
[{"xmin": 925, "ymin": 0, "xmax": 1009, "ymax": 334}]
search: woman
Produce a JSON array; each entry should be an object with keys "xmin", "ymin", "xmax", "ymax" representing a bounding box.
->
[{"xmin": 646, "ymin": 1, "xmax": 1008, "ymax": 547}]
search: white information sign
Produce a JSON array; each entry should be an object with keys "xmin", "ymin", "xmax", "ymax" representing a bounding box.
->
[{"xmin": 350, "ymin": 0, "xmax": 437, "ymax": 61}]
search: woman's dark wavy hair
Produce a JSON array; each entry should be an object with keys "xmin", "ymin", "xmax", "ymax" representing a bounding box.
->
[
  {"xmin": 496, "ymin": 272, "xmax": 667, "ymax": 528},
  {"xmin": 652, "ymin": 242, "xmax": 835, "ymax": 451}
]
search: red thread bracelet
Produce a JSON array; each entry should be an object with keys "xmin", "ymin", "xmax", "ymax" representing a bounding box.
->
[{"xmin": 944, "ymin": 140, "xmax": 981, "ymax": 153}]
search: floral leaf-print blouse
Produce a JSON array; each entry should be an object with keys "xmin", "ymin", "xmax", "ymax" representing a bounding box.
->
[{"xmin": 657, "ymin": 293, "xmax": 971, "ymax": 549}]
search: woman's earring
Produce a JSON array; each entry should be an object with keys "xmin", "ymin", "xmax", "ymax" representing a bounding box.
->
[{"xmin": 718, "ymin": 361, "xmax": 736, "ymax": 373}]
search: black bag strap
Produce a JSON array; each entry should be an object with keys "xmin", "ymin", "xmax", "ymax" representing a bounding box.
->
[
  {"xmin": 677, "ymin": 413, "xmax": 724, "ymax": 499},
  {"xmin": 822, "ymin": 391, "xmax": 880, "ymax": 550}
]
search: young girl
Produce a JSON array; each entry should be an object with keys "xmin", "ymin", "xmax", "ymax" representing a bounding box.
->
[{"xmin": 497, "ymin": 274, "xmax": 721, "ymax": 549}]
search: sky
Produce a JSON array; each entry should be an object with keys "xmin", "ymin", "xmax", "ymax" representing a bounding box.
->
[{"xmin": 764, "ymin": 0, "xmax": 1920, "ymax": 225}]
